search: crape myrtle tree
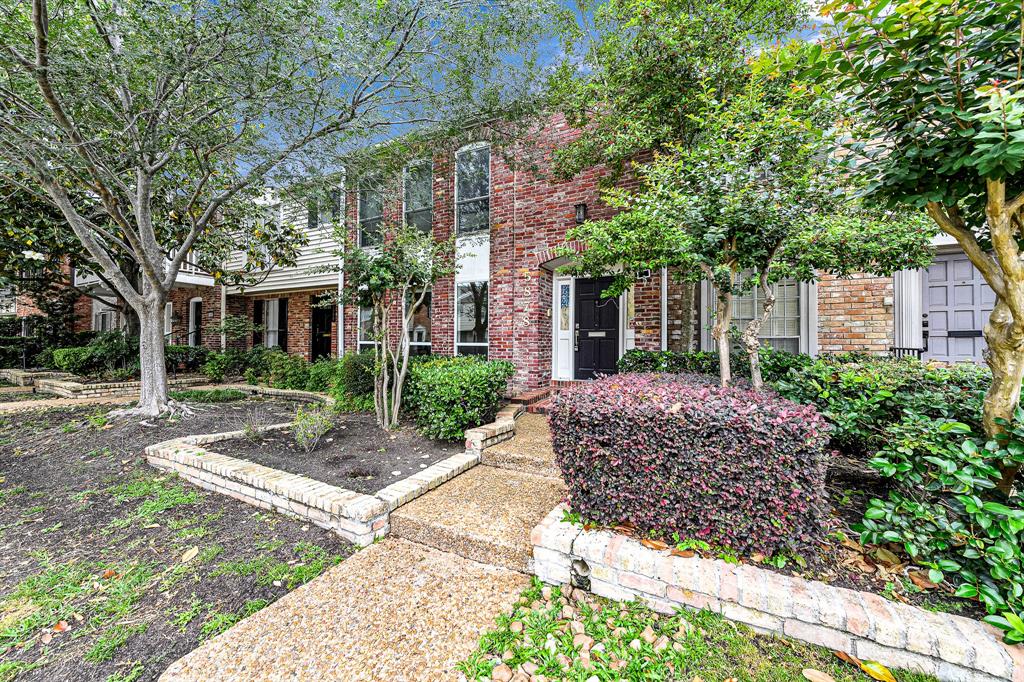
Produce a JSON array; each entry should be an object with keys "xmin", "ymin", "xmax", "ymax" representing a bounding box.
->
[
  {"xmin": 0, "ymin": 0, "xmax": 555, "ymax": 416},
  {"xmin": 559, "ymin": 52, "xmax": 934, "ymax": 388},
  {"xmin": 799, "ymin": 0, "xmax": 1024, "ymax": 486},
  {"xmin": 340, "ymin": 214, "xmax": 458, "ymax": 430},
  {"xmin": 546, "ymin": 0, "xmax": 810, "ymax": 349}
]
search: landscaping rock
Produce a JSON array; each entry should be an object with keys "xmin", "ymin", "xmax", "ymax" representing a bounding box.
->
[{"xmin": 492, "ymin": 663, "xmax": 514, "ymax": 682}]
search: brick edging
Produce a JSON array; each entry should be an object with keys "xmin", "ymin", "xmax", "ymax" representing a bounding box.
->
[
  {"xmin": 0, "ymin": 369, "xmax": 73, "ymax": 386},
  {"xmin": 36, "ymin": 375, "xmax": 208, "ymax": 398},
  {"xmin": 531, "ymin": 505, "xmax": 1023, "ymax": 682},
  {"xmin": 464, "ymin": 403, "xmax": 524, "ymax": 454}
]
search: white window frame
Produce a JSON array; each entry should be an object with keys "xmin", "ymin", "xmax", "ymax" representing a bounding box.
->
[
  {"xmin": 357, "ymin": 179, "xmax": 383, "ymax": 248},
  {"xmin": 187, "ymin": 297, "xmax": 203, "ymax": 347},
  {"xmin": 454, "ymin": 143, "xmax": 490, "ymax": 235},
  {"xmin": 164, "ymin": 302, "xmax": 173, "ymax": 341},
  {"xmin": 454, "ymin": 280, "xmax": 489, "ymax": 356},
  {"xmin": 403, "ymin": 161, "xmax": 433, "ymax": 234},
  {"xmin": 357, "ymin": 305, "xmax": 377, "ymax": 352},
  {"xmin": 94, "ymin": 310, "xmax": 115, "ymax": 333},
  {"xmin": 264, "ymin": 298, "xmax": 282, "ymax": 348},
  {"xmin": 699, "ymin": 279, "xmax": 818, "ymax": 356}
]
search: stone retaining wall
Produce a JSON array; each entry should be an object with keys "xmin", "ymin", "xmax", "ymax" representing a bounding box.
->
[
  {"xmin": 0, "ymin": 369, "xmax": 72, "ymax": 386},
  {"xmin": 531, "ymin": 505, "xmax": 1023, "ymax": 682},
  {"xmin": 36, "ymin": 375, "xmax": 208, "ymax": 398}
]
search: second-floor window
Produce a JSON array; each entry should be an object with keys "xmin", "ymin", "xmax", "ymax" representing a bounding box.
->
[
  {"xmin": 404, "ymin": 163, "xmax": 433, "ymax": 234},
  {"xmin": 358, "ymin": 183, "xmax": 383, "ymax": 247},
  {"xmin": 456, "ymin": 145, "xmax": 490, "ymax": 234}
]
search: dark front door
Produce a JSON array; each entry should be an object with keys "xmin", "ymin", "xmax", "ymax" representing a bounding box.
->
[
  {"xmin": 311, "ymin": 302, "xmax": 334, "ymax": 361},
  {"xmin": 574, "ymin": 277, "xmax": 620, "ymax": 380}
]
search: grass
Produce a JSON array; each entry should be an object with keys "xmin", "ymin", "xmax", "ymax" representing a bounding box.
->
[
  {"xmin": 169, "ymin": 388, "xmax": 247, "ymax": 403},
  {"xmin": 104, "ymin": 663, "xmax": 144, "ymax": 682},
  {"xmin": 458, "ymin": 578, "xmax": 939, "ymax": 682},
  {"xmin": 84, "ymin": 623, "xmax": 149, "ymax": 662},
  {"xmin": 210, "ymin": 541, "xmax": 342, "ymax": 589},
  {"xmin": 106, "ymin": 475, "xmax": 200, "ymax": 529},
  {"xmin": 199, "ymin": 599, "xmax": 270, "ymax": 640}
]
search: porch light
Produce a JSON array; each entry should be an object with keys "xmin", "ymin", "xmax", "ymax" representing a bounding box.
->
[{"xmin": 574, "ymin": 203, "xmax": 587, "ymax": 224}]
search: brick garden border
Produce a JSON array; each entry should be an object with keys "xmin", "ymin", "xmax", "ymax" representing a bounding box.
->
[
  {"xmin": 36, "ymin": 375, "xmax": 208, "ymax": 398},
  {"xmin": 145, "ymin": 394, "xmax": 524, "ymax": 546},
  {"xmin": 0, "ymin": 369, "xmax": 72, "ymax": 386},
  {"xmin": 531, "ymin": 504, "xmax": 1023, "ymax": 682}
]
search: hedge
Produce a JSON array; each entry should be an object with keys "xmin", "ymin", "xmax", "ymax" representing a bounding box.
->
[
  {"xmin": 407, "ymin": 356, "xmax": 514, "ymax": 441},
  {"xmin": 617, "ymin": 347, "xmax": 812, "ymax": 383},
  {"xmin": 549, "ymin": 372, "xmax": 830, "ymax": 556}
]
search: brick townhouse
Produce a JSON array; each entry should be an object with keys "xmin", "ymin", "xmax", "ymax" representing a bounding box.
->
[{"xmin": 45, "ymin": 114, "xmax": 986, "ymax": 393}]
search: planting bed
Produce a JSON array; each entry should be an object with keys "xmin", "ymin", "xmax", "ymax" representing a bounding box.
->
[
  {"xmin": 0, "ymin": 399, "xmax": 354, "ymax": 682},
  {"xmin": 211, "ymin": 413, "xmax": 463, "ymax": 494}
]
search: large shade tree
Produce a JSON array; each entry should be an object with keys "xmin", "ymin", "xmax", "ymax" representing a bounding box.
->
[
  {"xmin": 800, "ymin": 0, "xmax": 1024, "ymax": 489},
  {"xmin": 0, "ymin": 0, "xmax": 554, "ymax": 416}
]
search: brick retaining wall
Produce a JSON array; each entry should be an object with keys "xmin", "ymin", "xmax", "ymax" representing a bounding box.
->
[
  {"xmin": 0, "ymin": 369, "xmax": 72, "ymax": 386},
  {"xmin": 35, "ymin": 375, "xmax": 208, "ymax": 398},
  {"xmin": 531, "ymin": 505, "xmax": 1023, "ymax": 682}
]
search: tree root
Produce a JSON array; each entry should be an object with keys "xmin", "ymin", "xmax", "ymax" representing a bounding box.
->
[{"xmin": 107, "ymin": 398, "xmax": 200, "ymax": 421}]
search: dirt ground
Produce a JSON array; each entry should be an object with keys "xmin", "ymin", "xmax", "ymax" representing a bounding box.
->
[
  {"xmin": 213, "ymin": 412, "xmax": 463, "ymax": 494},
  {"xmin": 0, "ymin": 398, "xmax": 356, "ymax": 682}
]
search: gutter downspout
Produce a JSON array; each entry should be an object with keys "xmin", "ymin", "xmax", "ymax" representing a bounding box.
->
[{"xmin": 660, "ymin": 267, "xmax": 668, "ymax": 351}]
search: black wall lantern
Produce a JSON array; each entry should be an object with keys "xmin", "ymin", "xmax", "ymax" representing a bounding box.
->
[{"xmin": 574, "ymin": 202, "xmax": 588, "ymax": 225}]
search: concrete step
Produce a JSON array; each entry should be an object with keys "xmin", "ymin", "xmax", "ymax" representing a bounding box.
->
[
  {"xmin": 481, "ymin": 413, "xmax": 560, "ymax": 478},
  {"xmin": 390, "ymin": 465, "xmax": 565, "ymax": 573}
]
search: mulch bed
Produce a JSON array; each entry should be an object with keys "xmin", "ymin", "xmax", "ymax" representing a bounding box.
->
[
  {"xmin": 0, "ymin": 398, "xmax": 356, "ymax": 682},
  {"xmin": 211, "ymin": 413, "xmax": 464, "ymax": 494}
]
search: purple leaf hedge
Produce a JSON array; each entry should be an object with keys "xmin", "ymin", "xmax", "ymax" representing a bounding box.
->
[{"xmin": 549, "ymin": 373, "xmax": 830, "ymax": 556}]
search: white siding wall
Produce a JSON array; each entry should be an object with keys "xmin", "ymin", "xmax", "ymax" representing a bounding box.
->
[{"xmin": 227, "ymin": 196, "xmax": 340, "ymax": 294}]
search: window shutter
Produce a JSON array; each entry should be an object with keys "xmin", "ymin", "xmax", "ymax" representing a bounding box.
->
[
  {"xmin": 253, "ymin": 300, "xmax": 264, "ymax": 347},
  {"xmin": 279, "ymin": 298, "xmax": 288, "ymax": 352}
]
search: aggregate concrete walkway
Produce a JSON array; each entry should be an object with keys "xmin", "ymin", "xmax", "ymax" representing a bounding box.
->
[{"xmin": 159, "ymin": 414, "xmax": 563, "ymax": 682}]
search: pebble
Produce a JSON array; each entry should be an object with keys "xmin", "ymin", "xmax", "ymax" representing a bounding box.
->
[
  {"xmin": 541, "ymin": 586, "xmax": 552, "ymax": 600},
  {"xmin": 629, "ymin": 638, "xmax": 642, "ymax": 651},
  {"xmin": 521, "ymin": 662, "xmax": 539, "ymax": 675},
  {"xmin": 510, "ymin": 621, "xmax": 524, "ymax": 634},
  {"xmin": 572, "ymin": 633, "xmax": 594, "ymax": 651},
  {"xmin": 502, "ymin": 650, "xmax": 514, "ymax": 661},
  {"xmin": 613, "ymin": 627, "xmax": 627, "ymax": 637},
  {"xmin": 591, "ymin": 643, "xmax": 606, "ymax": 655},
  {"xmin": 492, "ymin": 664, "xmax": 514, "ymax": 682},
  {"xmin": 556, "ymin": 653, "xmax": 571, "ymax": 669},
  {"xmin": 569, "ymin": 620, "xmax": 585, "ymax": 635},
  {"xmin": 654, "ymin": 635, "xmax": 670, "ymax": 653},
  {"xmin": 391, "ymin": 470, "xmax": 401, "ymax": 475},
  {"xmin": 560, "ymin": 605, "xmax": 575, "ymax": 620},
  {"xmin": 641, "ymin": 625, "xmax": 657, "ymax": 644}
]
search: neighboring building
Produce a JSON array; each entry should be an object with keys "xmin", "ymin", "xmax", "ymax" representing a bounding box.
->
[{"xmin": 66, "ymin": 114, "xmax": 989, "ymax": 392}]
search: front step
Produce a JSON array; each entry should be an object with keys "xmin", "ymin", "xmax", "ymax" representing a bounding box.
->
[
  {"xmin": 481, "ymin": 413, "xmax": 560, "ymax": 478},
  {"xmin": 390, "ymin": 465, "xmax": 565, "ymax": 573}
]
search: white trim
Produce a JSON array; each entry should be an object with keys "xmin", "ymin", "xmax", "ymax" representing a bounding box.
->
[
  {"xmin": 893, "ymin": 269, "xmax": 924, "ymax": 349},
  {"xmin": 454, "ymin": 279, "xmax": 489, "ymax": 356},
  {"xmin": 164, "ymin": 302, "xmax": 173, "ymax": 340},
  {"xmin": 550, "ymin": 276, "xmax": 629, "ymax": 381},
  {"xmin": 660, "ymin": 267, "xmax": 668, "ymax": 351},
  {"xmin": 187, "ymin": 296, "xmax": 203, "ymax": 347},
  {"xmin": 699, "ymin": 278, "xmax": 817, "ymax": 355}
]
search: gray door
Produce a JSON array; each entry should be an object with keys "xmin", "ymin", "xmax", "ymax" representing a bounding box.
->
[{"xmin": 924, "ymin": 253, "xmax": 993, "ymax": 362}]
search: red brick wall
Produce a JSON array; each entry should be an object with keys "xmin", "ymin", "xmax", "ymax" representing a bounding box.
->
[
  {"xmin": 817, "ymin": 274, "xmax": 894, "ymax": 354},
  {"xmin": 168, "ymin": 285, "xmax": 222, "ymax": 350},
  {"xmin": 242, "ymin": 289, "xmax": 337, "ymax": 360}
]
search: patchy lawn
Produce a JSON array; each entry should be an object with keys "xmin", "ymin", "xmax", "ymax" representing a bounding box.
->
[
  {"xmin": 0, "ymin": 399, "xmax": 355, "ymax": 682},
  {"xmin": 459, "ymin": 579, "xmax": 938, "ymax": 682}
]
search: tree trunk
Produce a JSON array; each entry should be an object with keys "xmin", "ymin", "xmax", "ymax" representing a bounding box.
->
[
  {"xmin": 712, "ymin": 288, "xmax": 733, "ymax": 387},
  {"xmin": 983, "ymin": 300, "xmax": 1024, "ymax": 494},
  {"xmin": 742, "ymin": 274, "xmax": 776, "ymax": 391},
  {"xmin": 136, "ymin": 299, "xmax": 170, "ymax": 416}
]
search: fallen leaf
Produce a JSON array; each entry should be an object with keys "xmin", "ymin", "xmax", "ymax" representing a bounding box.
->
[
  {"xmin": 908, "ymin": 570, "xmax": 938, "ymax": 590},
  {"xmin": 101, "ymin": 569, "xmax": 117, "ymax": 580},
  {"xmin": 840, "ymin": 537, "xmax": 864, "ymax": 552},
  {"xmin": 802, "ymin": 670, "xmax": 837, "ymax": 682},
  {"xmin": 641, "ymin": 538, "xmax": 669, "ymax": 551},
  {"xmin": 52, "ymin": 621, "xmax": 69, "ymax": 633},
  {"xmin": 613, "ymin": 525, "xmax": 635, "ymax": 536},
  {"xmin": 872, "ymin": 547, "xmax": 901, "ymax": 567},
  {"xmin": 750, "ymin": 553, "xmax": 766, "ymax": 563},
  {"xmin": 180, "ymin": 546, "xmax": 199, "ymax": 563},
  {"xmin": 40, "ymin": 632, "xmax": 52, "ymax": 645},
  {"xmin": 860, "ymin": 660, "xmax": 897, "ymax": 682},
  {"xmin": 834, "ymin": 650, "xmax": 862, "ymax": 668},
  {"xmin": 671, "ymin": 548, "xmax": 695, "ymax": 558}
]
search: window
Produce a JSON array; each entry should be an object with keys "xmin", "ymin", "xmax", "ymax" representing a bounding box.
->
[
  {"xmin": 455, "ymin": 145, "xmax": 489, "ymax": 234},
  {"xmin": 456, "ymin": 281, "xmax": 488, "ymax": 356},
  {"xmin": 404, "ymin": 163, "xmax": 433, "ymax": 234},
  {"xmin": 253, "ymin": 298, "xmax": 288, "ymax": 350},
  {"xmin": 732, "ymin": 278, "xmax": 801, "ymax": 353},
  {"xmin": 164, "ymin": 302, "xmax": 173, "ymax": 341},
  {"xmin": 188, "ymin": 298, "xmax": 203, "ymax": 347},
  {"xmin": 407, "ymin": 290, "xmax": 432, "ymax": 355},
  {"xmin": 358, "ymin": 182, "xmax": 383, "ymax": 247},
  {"xmin": 94, "ymin": 310, "xmax": 115, "ymax": 333},
  {"xmin": 358, "ymin": 306, "xmax": 377, "ymax": 352}
]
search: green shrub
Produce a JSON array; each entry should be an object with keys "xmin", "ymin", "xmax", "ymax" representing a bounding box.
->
[
  {"xmin": 857, "ymin": 411, "xmax": 1024, "ymax": 642},
  {"xmin": 775, "ymin": 355, "xmax": 990, "ymax": 457},
  {"xmin": 268, "ymin": 351, "xmax": 309, "ymax": 390},
  {"xmin": 330, "ymin": 351, "xmax": 376, "ymax": 400},
  {"xmin": 169, "ymin": 388, "xmax": 247, "ymax": 403},
  {"xmin": 164, "ymin": 344, "xmax": 209, "ymax": 373},
  {"xmin": 52, "ymin": 346, "xmax": 93, "ymax": 375},
  {"xmin": 617, "ymin": 347, "xmax": 810, "ymax": 383},
  {"xmin": 306, "ymin": 358, "xmax": 340, "ymax": 393},
  {"xmin": 407, "ymin": 357, "xmax": 514, "ymax": 441},
  {"xmin": 90, "ymin": 330, "xmax": 139, "ymax": 373},
  {"xmin": 201, "ymin": 352, "xmax": 229, "ymax": 382},
  {"xmin": 242, "ymin": 346, "xmax": 275, "ymax": 385},
  {"xmin": 293, "ymin": 405, "xmax": 333, "ymax": 452}
]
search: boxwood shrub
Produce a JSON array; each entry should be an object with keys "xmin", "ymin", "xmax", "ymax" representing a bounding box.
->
[
  {"xmin": 407, "ymin": 356, "xmax": 514, "ymax": 441},
  {"xmin": 549, "ymin": 372, "xmax": 830, "ymax": 556}
]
